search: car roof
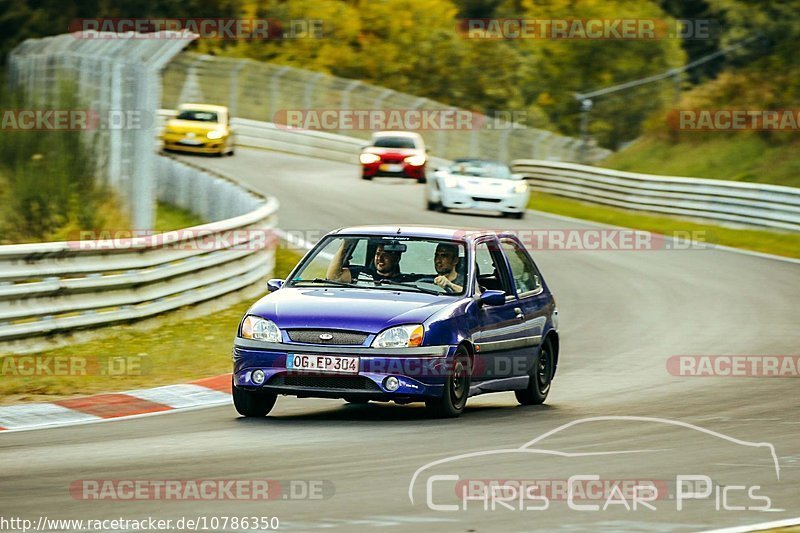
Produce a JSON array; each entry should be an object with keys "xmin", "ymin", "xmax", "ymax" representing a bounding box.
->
[
  {"xmin": 330, "ymin": 225, "xmax": 499, "ymax": 242},
  {"xmin": 178, "ymin": 103, "xmax": 228, "ymax": 113},
  {"xmin": 452, "ymin": 158, "xmax": 506, "ymax": 165},
  {"xmin": 372, "ymin": 131, "xmax": 422, "ymax": 139}
]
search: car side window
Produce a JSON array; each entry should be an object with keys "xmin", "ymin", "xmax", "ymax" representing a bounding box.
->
[
  {"xmin": 500, "ymin": 239, "xmax": 542, "ymax": 296},
  {"xmin": 474, "ymin": 240, "xmax": 513, "ymax": 294}
]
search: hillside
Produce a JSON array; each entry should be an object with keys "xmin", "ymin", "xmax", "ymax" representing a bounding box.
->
[{"xmin": 601, "ymin": 135, "xmax": 800, "ymax": 189}]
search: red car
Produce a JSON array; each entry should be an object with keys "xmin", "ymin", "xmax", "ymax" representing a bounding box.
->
[{"xmin": 360, "ymin": 131, "xmax": 427, "ymax": 183}]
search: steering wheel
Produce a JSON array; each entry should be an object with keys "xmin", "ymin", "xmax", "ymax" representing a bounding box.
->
[{"xmin": 418, "ymin": 279, "xmax": 454, "ymax": 294}]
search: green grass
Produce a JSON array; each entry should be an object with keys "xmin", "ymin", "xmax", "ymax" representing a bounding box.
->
[
  {"xmin": 0, "ymin": 245, "xmax": 305, "ymax": 404},
  {"xmin": 602, "ymin": 135, "xmax": 800, "ymax": 188},
  {"xmin": 154, "ymin": 201, "xmax": 205, "ymax": 231},
  {"xmin": 528, "ymin": 191, "xmax": 800, "ymax": 259}
]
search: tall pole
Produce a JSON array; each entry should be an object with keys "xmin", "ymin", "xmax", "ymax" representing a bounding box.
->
[{"xmin": 579, "ymin": 98, "xmax": 593, "ymax": 164}]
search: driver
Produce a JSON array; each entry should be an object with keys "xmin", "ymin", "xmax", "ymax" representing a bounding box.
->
[
  {"xmin": 326, "ymin": 240, "xmax": 404, "ymax": 283},
  {"xmin": 432, "ymin": 243, "xmax": 464, "ymax": 293}
]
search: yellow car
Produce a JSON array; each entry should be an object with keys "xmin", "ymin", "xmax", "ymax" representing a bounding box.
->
[{"xmin": 161, "ymin": 104, "xmax": 235, "ymax": 156}]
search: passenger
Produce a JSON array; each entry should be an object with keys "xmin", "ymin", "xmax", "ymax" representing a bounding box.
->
[{"xmin": 432, "ymin": 243, "xmax": 464, "ymax": 293}]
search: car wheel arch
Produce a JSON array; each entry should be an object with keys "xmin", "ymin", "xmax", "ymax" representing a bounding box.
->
[
  {"xmin": 542, "ymin": 331, "xmax": 559, "ymax": 377},
  {"xmin": 456, "ymin": 340, "xmax": 475, "ymax": 373}
]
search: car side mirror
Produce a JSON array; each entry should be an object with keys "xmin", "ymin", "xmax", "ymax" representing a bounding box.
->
[
  {"xmin": 478, "ymin": 290, "xmax": 506, "ymax": 306},
  {"xmin": 266, "ymin": 279, "xmax": 284, "ymax": 292}
]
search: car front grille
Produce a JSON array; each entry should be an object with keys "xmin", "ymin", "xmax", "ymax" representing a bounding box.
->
[
  {"xmin": 472, "ymin": 196, "xmax": 502, "ymax": 203},
  {"xmin": 268, "ymin": 374, "xmax": 380, "ymax": 391},
  {"xmin": 285, "ymin": 329, "xmax": 368, "ymax": 345}
]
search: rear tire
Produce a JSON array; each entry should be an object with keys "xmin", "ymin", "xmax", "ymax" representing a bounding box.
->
[
  {"xmin": 515, "ymin": 340, "xmax": 553, "ymax": 405},
  {"xmin": 362, "ymin": 173, "xmax": 373, "ymax": 180},
  {"xmin": 426, "ymin": 348, "xmax": 470, "ymax": 418},
  {"xmin": 233, "ymin": 380, "xmax": 277, "ymax": 417}
]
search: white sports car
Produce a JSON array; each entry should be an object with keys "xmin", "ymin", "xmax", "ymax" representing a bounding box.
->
[{"xmin": 425, "ymin": 159, "xmax": 529, "ymax": 219}]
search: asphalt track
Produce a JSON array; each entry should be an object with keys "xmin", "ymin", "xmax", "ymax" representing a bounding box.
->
[{"xmin": 1, "ymin": 148, "xmax": 798, "ymax": 532}]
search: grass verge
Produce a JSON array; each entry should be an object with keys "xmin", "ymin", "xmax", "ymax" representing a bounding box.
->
[
  {"xmin": 528, "ymin": 192, "xmax": 800, "ymax": 259},
  {"xmin": 0, "ymin": 245, "xmax": 305, "ymax": 404},
  {"xmin": 154, "ymin": 201, "xmax": 205, "ymax": 231},
  {"xmin": 601, "ymin": 136, "xmax": 800, "ymax": 189}
]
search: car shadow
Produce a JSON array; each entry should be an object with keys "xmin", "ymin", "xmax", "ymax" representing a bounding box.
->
[{"xmin": 233, "ymin": 400, "xmax": 556, "ymax": 427}]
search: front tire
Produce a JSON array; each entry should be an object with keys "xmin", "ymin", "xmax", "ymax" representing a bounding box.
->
[
  {"xmin": 233, "ymin": 380, "xmax": 277, "ymax": 417},
  {"xmin": 515, "ymin": 340, "xmax": 554, "ymax": 405},
  {"xmin": 426, "ymin": 348, "xmax": 471, "ymax": 418}
]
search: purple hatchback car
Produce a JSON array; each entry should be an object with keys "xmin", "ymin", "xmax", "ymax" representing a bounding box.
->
[{"xmin": 232, "ymin": 226, "xmax": 559, "ymax": 418}]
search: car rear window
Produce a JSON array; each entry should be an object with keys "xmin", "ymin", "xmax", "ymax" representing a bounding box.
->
[{"xmin": 176, "ymin": 110, "xmax": 219, "ymax": 122}]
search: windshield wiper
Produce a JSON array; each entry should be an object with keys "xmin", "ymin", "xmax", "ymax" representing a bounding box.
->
[
  {"xmin": 372, "ymin": 279, "xmax": 443, "ymax": 296},
  {"xmin": 292, "ymin": 278, "xmax": 355, "ymax": 288}
]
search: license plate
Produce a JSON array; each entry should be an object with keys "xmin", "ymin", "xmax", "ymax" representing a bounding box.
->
[
  {"xmin": 380, "ymin": 163, "xmax": 403, "ymax": 172},
  {"xmin": 178, "ymin": 138, "xmax": 203, "ymax": 146},
  {"xmin": 286, "ymin": 354, "xmax": 359, "ymax": 374}
]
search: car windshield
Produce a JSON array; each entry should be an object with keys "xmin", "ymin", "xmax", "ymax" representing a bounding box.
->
[
  {"xmin": 449, "ymin": 160, "xmax": 512, "ymax": 179},
  {"xmin": 288, "ymin": 236, "xmax": 468, "ymax": 296},
  {"xmin": 372, "ymin": 136, "xmax": 417, "ymax": 149},
  {"xmin": 176, "ymin": 110, "xmax": 219, "ymax": 122}
]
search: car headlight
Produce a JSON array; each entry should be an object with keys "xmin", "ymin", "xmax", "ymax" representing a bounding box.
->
[
  {"xmin": 372, "ymin": 324, "xmax": 424, "ymax": 348},
  {"xmin": 444, "ymin": 175, "xmax": 460, "ymax": 188},
  {"xmin": 240, "ymin": 315, "xmax": 282, "ymax": 342},
  {"xmin": 360, "ymin": 153, "xmax": 381, "ymax": 164},
  {"xmin": 207, "ymin": 130, "xmax": 225, "ymax": 140},
  {"xmin": 513, "ymin": 182, "xmax": 528, "ymax": 194},
  {"xmin": 404, "ymin": 154, "xmax": 426, "ymax": 166}
]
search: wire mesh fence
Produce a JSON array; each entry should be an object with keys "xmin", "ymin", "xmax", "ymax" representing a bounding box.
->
[
  {"xmin": 162, "ymin": 53, "xmax": 609, "ymax": 164},
  {"xmin": 7, "ymin": 32, "xmax": 195, "ymax": 229}
]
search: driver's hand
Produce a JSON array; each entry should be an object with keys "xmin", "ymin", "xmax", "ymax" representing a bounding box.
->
[{"xmin": 433, "ymin": 275, "xmax": 452, "ymax": 290}]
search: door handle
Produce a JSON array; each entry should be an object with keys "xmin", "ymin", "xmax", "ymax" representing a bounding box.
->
[{"xmin": 514, "ymin": 307, "xmax": 524, "ymax": 320}]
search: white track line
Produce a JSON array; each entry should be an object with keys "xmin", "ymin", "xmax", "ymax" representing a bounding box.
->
[{"xmin": 703, "ymin": 516, "xmax": 800, "ymax": 532}]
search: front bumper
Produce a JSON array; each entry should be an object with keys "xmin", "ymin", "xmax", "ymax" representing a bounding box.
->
[
  {"xmin": 440, "ymin": 188, "xmax": 528, "ymax": 214},
  {"xmin": 232, "ymin": 339, "xmax": 457, "ymax": 401},
  {"xmin": 162, "ymin": 136, "xmax": 226, "ymax": 154}
]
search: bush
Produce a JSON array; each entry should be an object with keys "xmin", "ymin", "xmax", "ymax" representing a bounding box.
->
[{"xmin": 0, "ymin": 78, "xmax": 127, "ymax": 243}]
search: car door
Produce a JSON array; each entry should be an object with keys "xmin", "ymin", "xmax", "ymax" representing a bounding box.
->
[
  {"xmin": 471, "ymin": 236, "xmax": 529, "ymax": 386},
  {"xmin": 499, "ymin": 236, "xmax": 550, "ymax": 379}
]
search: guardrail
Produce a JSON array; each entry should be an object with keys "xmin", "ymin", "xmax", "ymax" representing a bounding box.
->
[
  {"xmin": 157, "ymin": 111, "xmax": 800, "ymax": 232},
  {"xmin": 512, "ymin": 160, "xmax": 800, "ymax": 232},
  {"xmin": 0, "ymin": 156, "xmax": 278, "ymax": 346},
  {"xmin": 157, "ymin": 111, "xmax": 452, "ymax": 169}
]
